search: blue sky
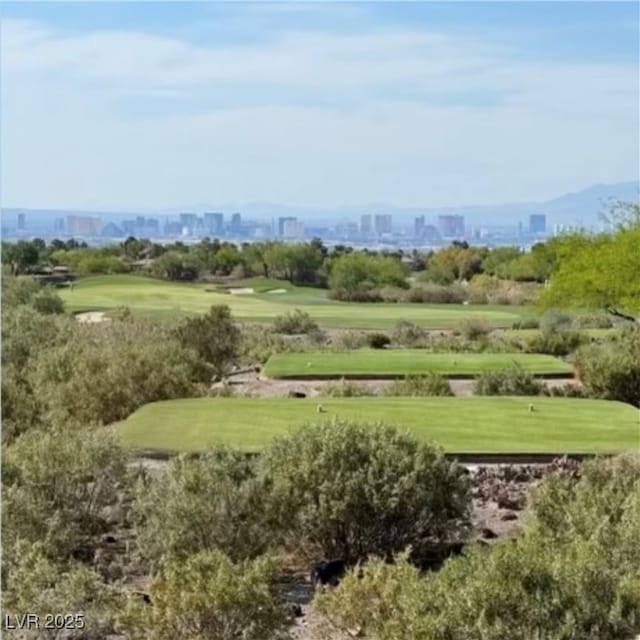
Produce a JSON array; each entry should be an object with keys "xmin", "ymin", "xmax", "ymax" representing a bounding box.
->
[{"xmin": 1, "ymin": 2, "xmax": 638, "ymax": 211}]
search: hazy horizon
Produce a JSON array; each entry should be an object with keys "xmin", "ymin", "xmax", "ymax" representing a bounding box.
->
[{"xmin": 2, "ymin": 2, "xmax": 639, "ymax": 212}]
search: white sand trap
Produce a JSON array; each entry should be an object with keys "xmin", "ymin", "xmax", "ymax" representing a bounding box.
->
[
  {"xmin": 76, "ymin": 311, "xmax": 109, "ymax": 323},
  {"xmin": 266, "ymin": 288, "xmax": 287, "ymax": 294},
  {"xmin": 228, "ymin": 287, "xmax": 255, "ymax": 295}
]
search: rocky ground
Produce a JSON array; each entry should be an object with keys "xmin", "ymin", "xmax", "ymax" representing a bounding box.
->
[{"xmin": 215, "ymin": 367, "xmax": 578, "ymax": 398}]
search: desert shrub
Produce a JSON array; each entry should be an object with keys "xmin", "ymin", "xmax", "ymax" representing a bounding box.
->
[
  {"xmin": 473, "ymin": 365, "xmax": 545, "ymax": 396},
  {"xmin": 31, "ymin": 287, "xmax": 65, "ymax": 314},
  {"xmin": 378, "ymin": 286, "xmax": 405, "ymax": 302},
  {"xmin": 390, "ymin": 321, "xmax": 429, "ymax": 347},
  {"xmin": 331, "ymin": 330, "xmax": 368, "ymax": 350},
  {"xmin": 572, "ymin": 313, "xmax": 614, "ymax": 329},
  {"xmin": 312, "ymin": 454, "xmax": 640, "ymax": 640},
  {"xmin": 3, "ymin": 428, "xmax": 129, "ymax": 563},
  {"xmin": 457, "ymin": 317, "xmax": 491, "ymax": 340},
  {"xmin": 539, "ymin": 309, "xmax": 573, "ymax": 334},
  {"xmin": 525, "ymin": 328, "xmax": 586, "ymax": 356},
  {"xmin": 543, "ymin": 383, "xmax": 590, "ymax": 398},
  {"xmin": 107, "ymin": 305, "xmax": 133, "ymax": 321},
  {"xmin": 511, "ymin": 317, "xmax": 540, "ymax": 330},
  {"xmin": 174, "ymin": 305, "xmax": 241, "ymax": 379},
  {"xmin": 403, "ymin": 283, "xmax": 466, "ymax": 304},
  {"xmin": 118, "ymin": 550, "xmax": 288, "ymax": 640},
  {"xmin": 2, "ymin": 275, "xmax": 42, "ymax": 307},
  {"xmin": 272, "ymin": 309, "xmax": 319, "ymax": 334},
  {"xmin": 240, "ymin": 325, "xmax": 317, "ymax": 363},
  {"xmin": 30, "ymin": 320, "xmax": 206, "ymax": 426},
  {"xmin": 322, "ymin": 378, "xmax": 373, "ymax": 397},
  {"xmin": 384, "ymin": 374, "xmax": 453, "ymax": 397},
  {"xmin": 366, "ymin": 332, "xmax": 391, "ymax": 349},
  {"xmin": 572, "ymin": 327, "xmax": 640, "ymax": 406},
  {"xmin": 132, "ymin": 449, "xmax": 274, "ymax": 568},
  {"xmin": 260, "ymin": 420, "xmax": 471, "ymax": 564},
  {"xmin": 329, "ymin": 288, "xmax": 383, "ymax": 302},
  {"xmin": 329, "ymin": 252, "xmax": 408, "ymax": 294},
  {"xmin": 3, "ymin": 542, "xmax": 123, "ymax": 640}
]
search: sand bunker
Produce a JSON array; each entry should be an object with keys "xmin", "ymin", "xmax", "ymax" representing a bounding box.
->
[{"xmin": 228, "ymin": 287, "xmax": 255, "ymax": 295}]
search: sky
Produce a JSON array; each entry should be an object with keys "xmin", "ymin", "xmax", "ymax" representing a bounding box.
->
[{"xmin": 1, "ymin": 1, "xmax": 639, "ymax": 212}]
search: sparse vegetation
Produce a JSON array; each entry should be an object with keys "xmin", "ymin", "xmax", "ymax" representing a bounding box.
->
[
  {"xmin": 272, "ymin": 309, "xmax": 319, "ymax": 334},
  {"xmin": 473, "ymin": 365, "xmax": 546, "ymax": 396},
  {"xmin": 384, "ymin": 374, "xmax": 453, "ymax": 397}
]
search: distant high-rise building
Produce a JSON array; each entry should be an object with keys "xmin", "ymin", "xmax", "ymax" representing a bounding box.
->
[
  {"xmin": 278, "ymin": 216, "xmax": 296, "ymax": 237},
  {"xmin": 529, "ymin": 214, "xmax": 546, "ymax": 234},
  {"xmin": 17, "ymin": 213, "xmax": 26, "ymax": 231},
  {"xmin": 145, "ymin": 218, "xmax": 160, "ymax": 235},
  {"xmin": 374, "ymin": 214, "xmax": 392, "ymax": 235},
  {"xmin": 230, "ymin": 213, "xmax": 243, "ymax": 235},
  {"xmin": 179, "ymin": 213, "xmax": 198, "ymax": 235},
  {"xmin": 283, "ymin": 219, "xmax": 305, "ymax": 239},
  {"xmin": 437, "ymin": 215, "xmax": 465, "ymax": 239},
  {"xmin": 204, "ymin": 212, "xmax": 224, "ymax": 235},
  {"xmin": 360, "ymin": 214, "xmax": 372, "ymax": 235},
  {"xmin": 66, "ymin": 215, "xmax": 101, "ymax": 237},
  {"xmin": 414, "ymin": 216, "xmax": 425, "ymax": 239},
  {"xmin": 53, "ymin": 218, "xmax": 65, "ymax": 233}
]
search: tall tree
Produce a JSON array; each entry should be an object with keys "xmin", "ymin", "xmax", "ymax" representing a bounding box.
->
[{"xmin": 541, "ymin": 204, "xmax": 640, "ymax": 321}]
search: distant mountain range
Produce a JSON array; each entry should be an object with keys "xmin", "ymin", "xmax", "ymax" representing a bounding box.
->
[{"xmin": 5, "ymin": 181, "xmax": 639, "ymax": 229}]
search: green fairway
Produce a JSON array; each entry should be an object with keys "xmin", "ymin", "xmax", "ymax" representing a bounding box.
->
[
  {"xmin": 117, "ymin": 396, "xmax": 640, "ymax": 454},
  {"xmin": 263, "ymin": 350, "xmax": 573, "ymax": 379},
  {"xmin": 60, "ymin": 275, "xmax": 525, "ymax": 329}
]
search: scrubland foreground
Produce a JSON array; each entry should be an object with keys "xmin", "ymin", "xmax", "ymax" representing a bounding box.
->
[{"xmin": 3, "ymin": 209, "xmax": 640, "ymax": 638}]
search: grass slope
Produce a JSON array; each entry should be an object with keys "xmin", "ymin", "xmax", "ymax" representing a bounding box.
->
[
  {"xmin": 60, "ymin": 275, "xmax": 525, "ymax": 329},
  {"xmin": 264, "ymin": 350, "xmax": 573, "ymax": 379},
  {"xmin": 117, "ymin": 396, "xmax": 639, "ymax": 454}
]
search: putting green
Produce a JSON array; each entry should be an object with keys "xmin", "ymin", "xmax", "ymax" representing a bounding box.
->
[
  {"xmin": 264, "ymin": 350, "xmax": 573, "ymax": 379},
  {"xmin": 60, "ymin": 275, "xmax": 525, "ymax": 329},
  {"xmin": 117, "ymin": 396, "xmax": 640, "ymax": 454}
]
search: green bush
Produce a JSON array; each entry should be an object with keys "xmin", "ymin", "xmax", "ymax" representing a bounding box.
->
[
  {"xmin": 174, "ymin": 305, "xmax": 241, "ymax": 379},
  {"xmin": 525, "ymin": 328, "xmax": 586, "ymax": 356},
  {"xmin": 473, "ymin": 365, "xmax": 545, "ymax": 396},
  {"xmin": 312, "ymin": 454, "xmax": 640, "ymax": 640},
  {"xmin": 272, "ymin": 309, "xmax": 319, "ymax": 334},
  {"xmin": 366, "ymin": 332, "xmax": 391, "ymax": 349},
  {"xmin": 572, "ymin": 313, "xmax": 614, "ymax": 329},
  {"xmin": 457, "ymin": 317, "xmax": 491, "ymax": 340},
  {"xmin": 511, "ymin": 317, "xmax": 540, "ymax": 330},
  {"xmin": 118, "ymin": 550, "xmax": 288, "ymax": 640},
  {"xmin": 390, "ymin": 321, "xmax": 429, "ymax": 347},
  {"xmin": 322, "ymin": 378, "xmax": 373, "ymax": 397},
  {"xmin": 132, "ymin": 449, "xmax": 274, "ymax": 568},
  {"xmin": 539, "ymin": 309, "xmax": 573, "ymax": 334},
  {"xmin": 3, "ymin": 428, "xmax": 129, "ymax": 563},
  {"xmin": 3, "ymin": 542, "xmax": 123, "ymax": 640},
  {"xmin": 331, "ymin": 330, "xmax": 369, "ymax": 350},
  {"xmin": 403, "ymin": 283, "xmax": 466, "ymax": 304},
  {"xmin": 260, "ymin": 420, "xmax": 470, "ymax": 564},
  {"xmin": 384, "ymin": 374, "xmax": 453, "ymax": 397},
  {"xmin": 572, "ymin": 327, "xmax": 640, "ymax": 406}
]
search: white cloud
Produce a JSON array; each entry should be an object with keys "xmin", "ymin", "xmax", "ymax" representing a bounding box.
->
[{"xmin": 1, "ymin": 17, "xmax": 638, "ymax": 209}]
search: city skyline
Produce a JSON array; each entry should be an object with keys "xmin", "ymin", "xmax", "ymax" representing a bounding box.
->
[{"xmin": 2, "ymin": 2, "xmax": 638, "ymax": 212}]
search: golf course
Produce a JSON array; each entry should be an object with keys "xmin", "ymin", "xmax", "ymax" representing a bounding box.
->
[
  {"xmin": 264, "ymin": 350, "xmax": 573, "ymax": 378},
  {"xmin": 60, "ymin": 275, "xmax": 526, "ymax": 329},
  {"xmin": 117, "ymin": 396, "xmax": 640, "ymax": 453}
]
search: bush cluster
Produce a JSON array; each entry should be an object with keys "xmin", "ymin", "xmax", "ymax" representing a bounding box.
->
[
  {"xmin": 473, "ymin": 365, "xmax": 545, "ymax": 396},
  {"xmin": 272, "ymin": 308, "xmax": 319, "ymax": 334},
  {"xmin": 384, "ymin": 374, "xmax": 453, "ymax": 397}
]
